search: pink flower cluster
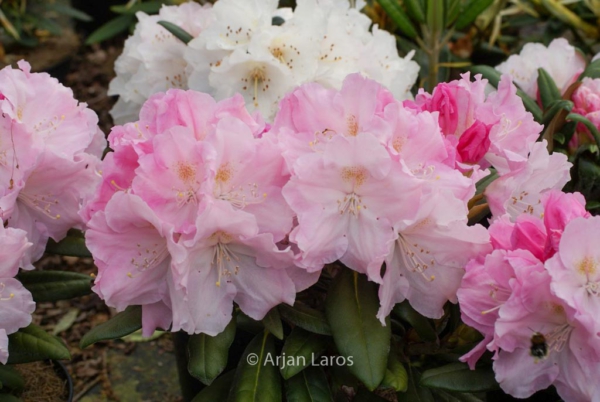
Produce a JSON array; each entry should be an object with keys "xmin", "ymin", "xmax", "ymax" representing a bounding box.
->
[
  {"xmin": 83, "ymin": 89, "xmax": 317, "ymax": 336},
  {"xmin": 458, "ymin": 191, "xmax": 600, "ymax": 400},
  {"xmin": 0, "ymin": 61, "xmax": 105, "ymax": 363}
]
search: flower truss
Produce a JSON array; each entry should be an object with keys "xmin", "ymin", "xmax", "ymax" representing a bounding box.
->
[
  {"xmin": 84, "ymin": 89, "xmax": 317, "ymax": 336},
  {"xmin": 109, "ymin": 0, "xmax": 419, "ymax": 123},
  {"xmin": 0, "ymin": 61, "xmax": 105, "ymax": 362}
]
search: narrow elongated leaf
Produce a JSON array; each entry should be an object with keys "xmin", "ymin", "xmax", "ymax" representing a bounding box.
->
[
  {"xmin": 279, "ymin": 304, "xmax": 332, "ymax": 336},
  {"xmin": 405, "ymin": 0, "xmax": 425, "ymax": 23},
  {"xmin": 376, "ymin": 0, "xmax": 418, "ymax": 38},
  {"xmin": 45, "ymin": 235, "xmax": 91, "ymax": 258},
  {"xmin": 85, "ymin": 14, "xmax": 134, "ymax": 45},
  {"xmin": 192, "ymin": 370, "xmax": 235, "ymax": 402},
  {"xmin": 0, "ymin": 365, "xmax": 24, "ymax": 391},
  {"xmin": 44, "ymin": 3, "xmax": 92, "ymax": 21},
  {"xmin": 381, "ymin": 354, "xmax": 408, "ymax": 392},
  {"xmin": 454, "ymin": 0, "xmax": 494, "ymax": 30},
  {"xmin": 285, "ymin": 367, "xmax": 333, "ymax": 402},
  {"xmin": 420, "ymin": 363, "xmax": 499, "ymax": 392},
  {"xmin": 580, "ymin": 59, "xmax": 600, "ymax": 80},
  {"xmin": 7, "ymin": 324, "xmax": 70, "ymax": 364},
  {"xmin": 567, "ymin": 113, "xmax": 600, "ymax": 150},
  {"xmin": 111, "ymin": 1, "xmax": 165, "ymax": 14},
  {"xmin": 445, "ymin": 0, "xmax": 461, "ymax": 27},
  {"xmin": 262, "ymin": 308, "xmax": 284, "ymax": 340},
  {"xmin": 157, "ymin": 21, "xmax": 193, "ymax": 44},
  {"xmin": 17, "ymin": 271, "xmax": 92, "ymax": 302},
  {"xmin": 426, "ymin": 0, "xmax": 444, "ymax": 35},
  {"xmin": 325, "ymin": 270, "xmax": 390, "ymax": 391},
  {"xmin": 393, "ymin": 302, "xmax": 436, "ymax": 342},
  {"xmin": 541, "ymin": 100, "xmax": 574, "ymax": 127},
  {"xmin": 227, "ymin": 331, "xmax": 281, "ymax": 402},
  {"xmin": 280, "ymin": 328, "xmax": 328, "ymax": 380},
  {"xmin": 80, "ymin": 306, "xmax": 142, "ymax": 348},
  {"xmin": 188, "ymin": 318, "xmax": 236, "ymax": 385},
  {"xmin": 537, "ymin": 68, "xmax": 562, "ymax": 110}
]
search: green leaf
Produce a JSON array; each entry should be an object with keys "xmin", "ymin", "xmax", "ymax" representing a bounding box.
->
[
  {"xmin": 474, "ymin": 169, "xmax": 498, "ymax": 195},
  {"xmin": 111, "ymin": 1, "xmax": 165, "ymax": 14},
  {"xmin": 157, "ymin": 21, "xmax": 193, "ymax": 44},
  {"xmin": 285, "ymin": 367, "xmax": 333, "ymax": 402},
  {"xmin": 227, "ymin": 331, "xmax": 281, "ymax": 402},
  {"xmin": 587, "ymin": 200, "xmax": 600, "ymax": 210},
  {"xmin": 381, "ymin": 354, "xmax": 408, "ymax": 392},
  {"xmin": 567, "ymin": 113, "xmax": 600, "ymax": 151},
  {"xmin": 397, "ymin": 368, "xmax": 434, "ymax": 402},
  {"xmin": 420, "ymin": 363, "xmax": 499, "ymax": 392},
  {"xmin": 7, "ymin": 324, "xmax": 70, "ymax": 364},
  {"xmin": 85, "ymin": 14, "xmax": 134, "ymax": 45},
  {"xmin": 517, "ymin": 88, "xmax": 543, "ymax": 123},
  {"xmin": 541, "ymin": 100, "xmax": 574, "ymax": 127},
  {"xmin": 52, "ymin": 308, "xmax": 80, "ymax": 335},
  {"xmin": 537, "ymin": 68, "xmax": 562, "ymax": 110},
  {"xmin": 280, "ymin": 328, "xmax": 328, "ymax": 380},
  {"xmin": 188, "ymin": 318, "xmax": 236, "ymax": 385},
  {"xmin": 80, "ymin": 305, "xmax": 142, "ymax": 348},
  {"xmin": 45, "ymin": 234, "xmax": 91, "ymax": 258},
  {"xmin": 43, "ymin": 3, "xmax": 92, "ymax": 21},
  {"xmin": 393, "ymin": 302, "xmax": 437, "ymax": 342},
  {"xmin": 426, "ymin": 0, "xmax": 444, "ymax": 35},
  {"xmin": 376, "ymin": 0, "xmax": 418, "ymax": 38},
  {"xmin": 36, "ymin": 18, "xmax": 63, "ymax": 36},
  {"xmin": 405, "ymin": 0, "xmax": 425, "ymax": 23},
  {"xmin": 192, "ymin": 370, "xmax": 235, "ymax": 402},
  {"xmin": 325, "ymin": 270, "xmax": 390, "ymax": 391},
  {"xmin": 0, "ymin": 365, "xmax": 24, "ymax": 391},
  {"xmin": 279, "ymin": 304, "xmax": 332, "ymax": 336},
  {"xmin": 17, "ymin": 270, "xmax": 92, "ymax": 302},
  {"xmin": 262, "ymin": 308, "xmax": 284, "ymax": 340},
  {"xmin": 445, "ymin": 0, "xmax": 461, "ymax": 27},
  {"xmin": 454, "ymin": 0, "xmax": 494, "ymax": 30},
  {"xmin": 580, "ymin": 59, "xmax": 600, "ymax": 80},
  {"xmin": 467, "ymin": 65, "xmax": 501, "ymax": 87}
]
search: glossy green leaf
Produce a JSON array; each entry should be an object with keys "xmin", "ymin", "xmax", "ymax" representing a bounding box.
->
[
  {"xmin": 262, "ymin": 308, "xmax": 284, "ymax": 340},
  {"xmin": 445, "ymin": 0, "xmax": 461, "ymax": 27},
  {"xmin": 280, "ymin": 328, "xmax": 328, "ymax": 380},
  {"xmin": 474, "ymin": 169, "xmax": 498, "ymax": 195},
  {"xmin": 7, "ymin": 324, "xmax": 70, "ymax": 364},
  {"xmin": 45, "ymin": 234, "xmax": 91, "ymax": 258},
  {"xmin": 0, "ymin": 394, "xmax": 21, "ymax": 402},
  {"xmin": 17, "ymin": 270, "xmax": 92, "ymax": 302},
  {"xmin": 80, "ymin": 305, "xmax": 142, "ymax": 348},
  {"xmin": 285, "ymin": 367, "xmax": 333, "ymax": 402},
  {"xmin": 587, "ymin": 200, "xmax": 600, "ymax": 210},
  {"xmin": 0, "ymin": 365, "xmax": 24, "ymax": 391},
  {"xmin": 85, "ymin": 14, "xmax": 134, "ymax": 45},
  {"xmin": 157, "ymin": 21, "xmax": 193, "ymax": 44},
  {"xmin": 192, "ymin": 370, "xmax": 235, "ymax": 402},
  {"xmin": 567, "ymin": 113, "xmax": 600, "ymax": 150},
  {"xmin": 454, "ymin": 0, "xmax": 494, "ymax": 30},
  {"xmin": 376, "ymin": 0, "xmax": 418, "ymax": 38},
  {"xmin": 236, "ymin": 311, "xmax": 264, "ymax": 334},
  {"xmin": 325, "ymin": 270, "xmax": 390, "ymax": 391},
  {"xmin": 397, "ymin": 368, "xmax": 435, "ymax": 402},
  {"xmin": 111, "ymin": 1, "xmax": 165, "ymax": 14},
  {"xmin": 405, "ymin": 0, "xmax": 425, "ymax": 23},
  {"xmin": 44, "ymin": 3, "xmax": 92, "ymax": 21},
  {"xmin": 393, "ymin": 302, "xmax": 436, "ymax": 342},
  {"xmin": 381, "ymin": 354, "xmax": 408, "ymax": 392},
  {"xmin": 537, "ymin": 68, "xmax": 562, "ymax": 110},
  {"xmin": 420, "ymin": 363, "xmax": 499, "ymax": 392},
  {"xmin": 541, "ymin": 100, "xmax": 574, "ymax": 127},
  {"xmin": 580, "ymin": 59, "xmax": 600, "ymax": 80},
  {"xmin": 227, "ymin": 331, "xmax": 281, "ymax": 402},
  {"xmin": 279, "ymin": 304, "xmax": 332, "ymax": 336},
  {"xmin": 188, "ymin": 318, "xmax": 236, "ymax": 385}
]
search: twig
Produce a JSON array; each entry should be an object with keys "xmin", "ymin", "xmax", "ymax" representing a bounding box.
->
[{"xmin": 73, "ymin": 377, "xmax": 102, "ymax": 402}]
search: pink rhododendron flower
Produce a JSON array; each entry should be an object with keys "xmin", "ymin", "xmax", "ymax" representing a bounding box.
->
[
  {"xmin": 0, "ymin": 61, "xmax": 105, "ymax": 267},
  {"xmin": 546, "ymin": 217, "xmax": 600, "ymax": 337},
  {"xmin": 85, "ymin": 89, "xmax": 310, "ymax": 336},
  {"xmin": 485, "ymin": 141, "xmax": 571, "ymax": 221},
  {"xmin": 0, "ymin": 225, "xmax": 35, "ymax": 364},
  {"xmin": 496, "ymin": 38, "xmax": 585, "ymax": 99},
  {"xmin": 541, "ymin": 190, "xmax": 590, "ymax": 251},
  {"xmin": 572, "ymin": 77, "xmax": 600, "ymax": 133}
]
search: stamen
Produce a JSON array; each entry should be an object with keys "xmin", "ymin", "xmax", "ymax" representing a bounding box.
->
[
  {"xmin": 397, "ymin": 235, "xmax": 435, "ymax": 282},
  {"xmin": 18, "ymin": 191, "xmax": 61, "ymax": 220}
]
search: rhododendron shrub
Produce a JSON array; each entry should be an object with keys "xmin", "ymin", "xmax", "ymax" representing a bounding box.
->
[
  {"xmin": 109, "ymin": 0, "xmax": 419, "ymax": 123},
  {"xmin": 84, "ymin": 89, "xmax": 315, "ymax": 336}
]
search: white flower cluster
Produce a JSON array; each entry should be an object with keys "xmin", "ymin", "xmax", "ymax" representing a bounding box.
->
[{"xmin": 109, "ymin": 0, "xmax": 420, "ymax": 123}]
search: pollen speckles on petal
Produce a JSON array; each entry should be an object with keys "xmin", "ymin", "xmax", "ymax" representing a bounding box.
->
[
  {"xmin": 176, "ymin": 162, "xmax": 196, "ymax": 183},
  {"xmin": 346, "ymin": 115, "xmax": 358, "ymax": 136},
  {"xmin": 215, "ymin": 164, "xmax": 233, "ymax": 184},
  {"xmin": 577, "ymin": 256, "xmax": 598, "ymax": 276},
  {"xmin": 341, "ymin": 166, "xmax": 367, "ymax": 187}
]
